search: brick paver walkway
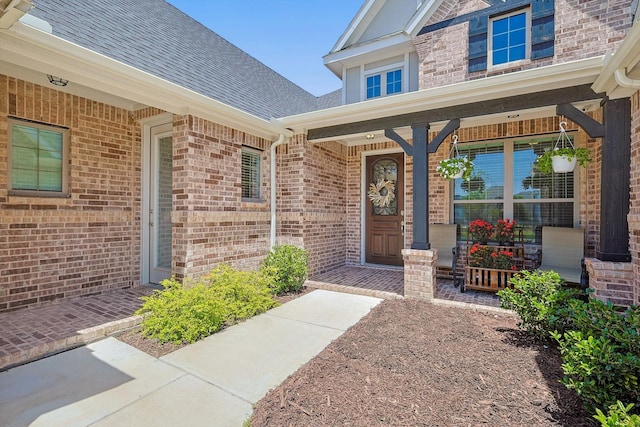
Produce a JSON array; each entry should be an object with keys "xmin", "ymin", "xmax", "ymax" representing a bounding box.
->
[
  {"xmin": 1, "ymin": 267, "xmax": 502, "ymax": 371},
  {"xmin": 0, "ymin": 286, "xmax": 154, "ymax": 371},
  {"xmin": 307, "ymin": 265, "xmax": 501, "ymax": 308}
]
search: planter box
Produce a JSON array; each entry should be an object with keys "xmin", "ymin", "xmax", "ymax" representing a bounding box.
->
[{"xmin": 463, "ymin": 266, "xmax": 516, "ymax": 293}]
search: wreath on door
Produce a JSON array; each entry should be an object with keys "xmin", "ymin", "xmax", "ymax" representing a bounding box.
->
[{"xmin": 367, "ymin": 179, "xmax": 395, "ymax": 208}]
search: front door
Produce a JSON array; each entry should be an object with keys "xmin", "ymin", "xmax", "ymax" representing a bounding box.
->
[
  {"xmin": 365, "ymin": 153, "xmax": 404, "ymax": 266},
  {"xmin": 149, "ymin": 124, "xmax": 173, "ymax": 284}
]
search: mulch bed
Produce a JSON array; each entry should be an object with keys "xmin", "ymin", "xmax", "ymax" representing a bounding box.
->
[{"xmin": 250, "ymin": 299, "xmax": 596, "ymax": 426}]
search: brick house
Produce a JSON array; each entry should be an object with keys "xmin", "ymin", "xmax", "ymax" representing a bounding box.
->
[{"xmin": 1, "ymin": 0, "xmax": 639, "ymax": 312}]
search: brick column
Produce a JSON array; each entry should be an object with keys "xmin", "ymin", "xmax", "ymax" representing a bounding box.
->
[
  {"xmin": 585, "ymin": 258, "xmax": 635, "ymax": 307},
  {"xmin": 402, "ymin": 248, "xmax": 437, "ymax": 301}
]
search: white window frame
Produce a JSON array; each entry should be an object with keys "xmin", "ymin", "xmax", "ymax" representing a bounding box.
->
[
  {"xmin": 363, "ymin": 64, "xmax": 405, "ymax": 100},
  {"xmin": 7, "ymin": 118, "xmax": 70, "ymax": 197},
  {"xmin": 451, "ymin": 136, "xmax": 580, "ymax": 241},
  {"xmin": 488, "ymin": 8, "xmax": 531, "ymax": 70},
  {"xmin": 241, "ymin": 146, "xmax": 262, "ymax": 201}
]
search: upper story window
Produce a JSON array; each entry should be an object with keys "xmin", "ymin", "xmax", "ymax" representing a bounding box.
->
[
  {"xmin": 452, "ymin": 137, "xmax": 577, "ymax": 243},
  {"xmin": 8, "ymin": 118, "xmax": 69, "ymax": 197},
  {"xmin": 489, "ymin": 10, "xmax": 529, "ymax": 66},
  {"xmin": 241, "ymin": 147, "xmax": 261, "ymax": 200},
  {"xmin": 366, "ymin": 68, "xmax": 403, "ymax": 99}
]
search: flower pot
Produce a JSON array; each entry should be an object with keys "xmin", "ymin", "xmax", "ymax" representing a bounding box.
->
[
  {"xmin": 552, "ymin": 154, "xmax": 577, "ymax": 173},
  {"xmin": 451, "ymin": 169, "xmax": 464, "ymax": 179}
]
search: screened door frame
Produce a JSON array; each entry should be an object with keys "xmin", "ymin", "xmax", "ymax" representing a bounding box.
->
[{"xmin": 140, "ymin": 113, "xmax": 173, "ymax": 286}]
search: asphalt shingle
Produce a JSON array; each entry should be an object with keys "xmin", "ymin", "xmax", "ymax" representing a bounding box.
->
[{"xmin": 30, "ymin": 0, "xmax": 341, "ymax": 119}]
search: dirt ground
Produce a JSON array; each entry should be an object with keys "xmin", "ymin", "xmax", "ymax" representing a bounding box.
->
[{"xmin": 249, "ymin": 299, "xmax": 596, "ymax": 427}]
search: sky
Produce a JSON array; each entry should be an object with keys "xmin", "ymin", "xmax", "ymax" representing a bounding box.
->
[{"xmin": 166, "ymin": 0, "xmax": 365, "ymax": 97}]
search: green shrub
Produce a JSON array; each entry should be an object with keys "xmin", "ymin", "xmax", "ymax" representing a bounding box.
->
[
  {"xmin": 136, "ymin": 265, "xmax": 280, "ymax": 344},
  {"xmin": 498, "ymin": 270, "xmax": 582, "ymax": 339},
  {"xmin": 261, "ymin": 245, "xmax": 308, "ymax": 295},
  {"xmin": 595, "ymin": 402, "xmax": 640, "ymax": 427},
  {"xmin": 135, "ymin": 278, "xmax": 229, "ymax": 344},
  {"xmin": 202, "ymin": 264, "xmax": 279, "ymax": 322},
  {"xmin": 551, "ymin": 301, "xmax": 640, "ymax": 413}
]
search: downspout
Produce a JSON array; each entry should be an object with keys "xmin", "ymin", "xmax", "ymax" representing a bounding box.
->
[
  {"xmin": 614, "ymin": 68, "xmax": 640, "ymax": 89},
  {"xmin": 270, "ymin": 134, "xmax": 288, "ymax": 250}
]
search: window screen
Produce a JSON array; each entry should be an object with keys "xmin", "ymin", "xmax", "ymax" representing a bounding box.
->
[
  {"xmin": 241, "ymin": 147, "xmax": 261, "ymax": 199},
  {"xmin": 10, "ymin": 121, "xmax": 67, "ymax": 193}
]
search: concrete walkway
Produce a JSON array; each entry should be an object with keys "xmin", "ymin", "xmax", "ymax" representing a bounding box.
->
[{"xmin": 0, "ymin": 290, "xmax": 382, "ymax": 427}]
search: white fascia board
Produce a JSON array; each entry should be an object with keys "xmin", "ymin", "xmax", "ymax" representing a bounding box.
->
[
  {"xmin": 324, "ymin": 32, "xmax": 413, "ymax": 71},
  {"xmin": 331, "ymin": 0, "xmax": 378, "ymax": 53},
  {"xmin": 2, "ymin": 22, "xmax": 290, "ymax": 140},
  {"xmin": 592, "ymin": 22, "xmax": 640, "ymax": 99},
  {"xmin": 404, "ymin": 0, "xmax": 443, "ymax": 37},
  {"xmin": 280, "ymin": 56, "xmax": 604, "ymax": 133}
]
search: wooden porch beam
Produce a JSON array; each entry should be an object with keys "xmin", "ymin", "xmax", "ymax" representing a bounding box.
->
[
  {"xmin": 428, "ymin": 119, "xmax": 460, "ymax": 153},
  {"xmin": 384, "ymin": 128, "xmax": 413, "ymax": 156},
  {"xmin": 556, "ymin": 103, "xmax": 604, "ymax": 138},
  {"xmin": 307, "ymin": 84, "xmax": 601, "ymax": 141}
]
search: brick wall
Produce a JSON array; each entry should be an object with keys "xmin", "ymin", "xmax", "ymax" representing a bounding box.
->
[
  {"xmin": 0, "ymin": 75, "xmax": 142, "ymax": 311},
  {"xmin": 171, "ymin": 115, "xmax": 272, "ymax": 280},
  {"xmin": 414, "ymin": 0, "xmax": 634, "ymax": 89}
]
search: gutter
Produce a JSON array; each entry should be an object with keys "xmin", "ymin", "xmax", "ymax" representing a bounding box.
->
[
  {"xmin": 614, "ymin": 68, "xmax": 640, "ymax": 89},
  {"xmin": 270, "ymin": 134, "xmax": 288, "ymax": 250}
]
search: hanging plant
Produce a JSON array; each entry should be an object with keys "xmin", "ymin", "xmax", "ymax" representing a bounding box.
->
[
  {"xmin": 536, "ymin": 121, "xmax": 592, "ymax": 174},
  {"xmin": 436, "ymin": 135, "xmax": 474, "ymax": 180}
]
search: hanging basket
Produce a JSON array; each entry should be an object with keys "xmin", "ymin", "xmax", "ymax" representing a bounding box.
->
[
  {"xmin": 551, "ymin": 153, "xmax": 577, "ymax": 173},
  {"xmin": 536, "ymin": 121, "xmax": 592, "ymax": 174},
  {"xmin": 436, "ymin": 135, "xmax": 474, "ymax": 180}
]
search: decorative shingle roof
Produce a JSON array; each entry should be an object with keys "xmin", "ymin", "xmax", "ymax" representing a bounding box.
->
[{"xmin": 30, "ymin": 0, "xmax": 341, "ymax": 119}]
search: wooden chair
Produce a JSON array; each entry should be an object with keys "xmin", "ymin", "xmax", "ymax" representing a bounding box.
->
[
  {"xmin": 430, "ymin": 224, "xmax": 460, "ymax": 286},
  {"xmin": 537, "ymin": 226, "xmax": 585, "ymax": 284}
]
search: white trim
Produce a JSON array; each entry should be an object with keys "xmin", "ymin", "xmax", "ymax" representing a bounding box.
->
[
  {"xmin": 140, "ymin": 113, "xmax": 173, "ymax": 285},
  {"xmin": 592, "ymin": 22, "xmax": 640, "ymax": 98},
  {"xmin": 487, "ymin": 8, "xmax": 531, "ymax": 70},
  {"xmin": 360, "ymin": 147, "xmax": 405, "ymax": 265},
  {"xmin": 280, "ymin": 56, "xmax": 605, "ymax": 134}
]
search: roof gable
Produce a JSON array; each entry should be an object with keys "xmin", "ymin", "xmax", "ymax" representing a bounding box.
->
[
  {"xmin": 330, "ymin": 0, "xmax": 444, "ymax": 54},
  {"xmin": 29, "ymin": 0, "xmax": 336, "ymax": 119}
]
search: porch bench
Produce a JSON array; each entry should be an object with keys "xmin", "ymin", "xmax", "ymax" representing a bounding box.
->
[
  {"xmin": 430, "ymin": 224, "xmax": 460, "ymax": 285},
  {"xmin": 537, "ymin": 226, "xmax": 585, "ymax": 284}
]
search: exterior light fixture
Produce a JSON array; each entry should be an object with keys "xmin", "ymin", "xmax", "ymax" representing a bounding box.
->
[
  {"xmin": 507, "ymin": 114, "xmax": 520, "ymax": 119},
  {"xmin": 365, "ymin": 134, "xmax": 375, "ymax": 140},
  {"xmin": 47, "ymin": 75, "xmax": 69, "ymax": 87}
]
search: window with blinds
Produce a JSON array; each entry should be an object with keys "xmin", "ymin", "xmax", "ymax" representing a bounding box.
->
[
  {"xmin": 8, "ymin": 119, "xmax": 69, "ymax": 196},
  {"xmin": 453, "ymin": 137, "xmax": 576, "ymax": 243},
  {"xmin": 241, "ymin": 147, "xmax": 261, "ymax": 200}
]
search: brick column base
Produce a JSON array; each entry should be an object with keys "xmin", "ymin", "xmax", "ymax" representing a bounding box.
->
[
  {"xmin": 585, "ymin": 258, "xmax": 636, "ymax": 307},
  {"xmin": 402, "ymin": 248, "xmax": 437, "ymax": 301}
]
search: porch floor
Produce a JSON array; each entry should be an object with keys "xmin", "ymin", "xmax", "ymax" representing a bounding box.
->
[{"xmin": 306, "ymin": 265, "xmax": 502, "ymax": 308}]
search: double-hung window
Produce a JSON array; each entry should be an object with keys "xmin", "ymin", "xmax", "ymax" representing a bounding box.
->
[
  {"xmin": 489, "ymin": 9, "xmax": 529, "ymax": 67},
  {"xmin": 241, "ymin": 147, "xmax": 261, "ymax": 200},
  {"xmin": 8, "ymin": 119, "xmax": 69, "ymax": 196},
  {"xmin": 366, "ymin": 68, "xmax": 403, "ymax": 99},
  {"xmin": 452, "ymin": 137, "xmax": 577, "ymax": 243}
]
